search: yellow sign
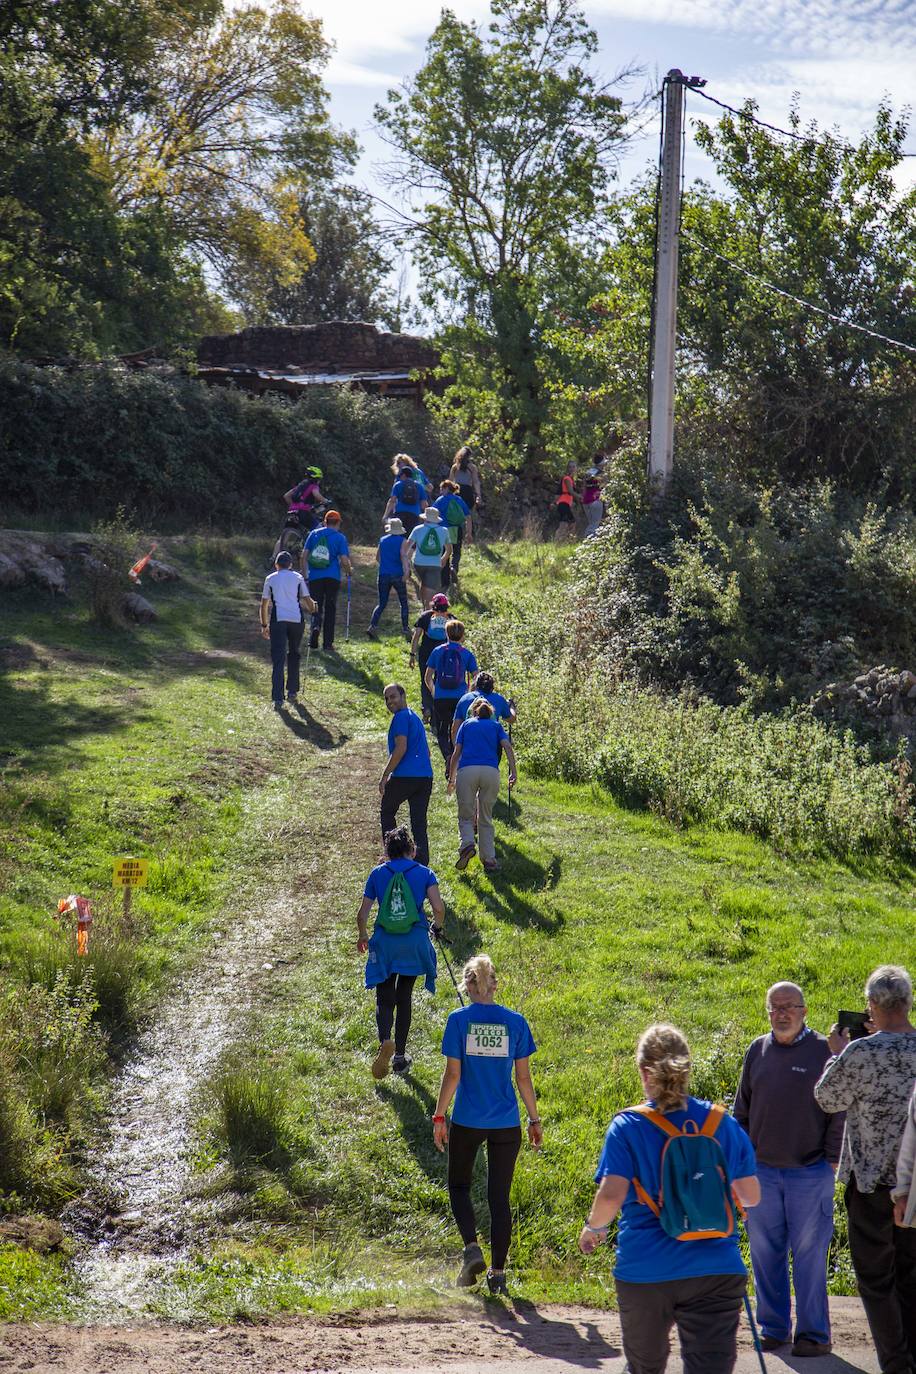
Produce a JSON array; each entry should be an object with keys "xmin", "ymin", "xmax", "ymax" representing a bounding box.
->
[{"xmin": 112, "ymin": 857, "xmax": 149, "ymax": 888}]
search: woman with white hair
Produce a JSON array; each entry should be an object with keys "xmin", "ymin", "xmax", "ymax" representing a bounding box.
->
[
  {"xmin": 432, "ymin": 955, "xmax": 540, "ymax": 1295},
  {"xmin": 815, "ymin": 965, "xmax": 916, "ymax": 1374},
  {"xmin": 579, "ymin": 1024, "xmax": 760, "ymax": 1374}
]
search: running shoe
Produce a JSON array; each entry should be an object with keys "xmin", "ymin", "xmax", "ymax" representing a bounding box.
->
[
  {"xmin": 371, "ymin": 1039, "xmax": 395, "ymax": 1080},
  {"xmin": 392, "ymin": 1054, "xmax": 412, "ymax": 1075},
  {"xmin": 455, "ymin": 843, "xmax": 476, "ymax": 871},
  {"xmin": 366, "ymin": 626, "xmax": 378, "ymax": 640},
  {"xmin": 487, "ymin": 1270, "xmax": 509, "ymax": 1296},
  {"xmin": 456, "ymin": 1243, "xmax": 486, "ymax": 1288},
  {"xmin": 483, "ymin": 859, "xmax": 500, "ymax": 873}
]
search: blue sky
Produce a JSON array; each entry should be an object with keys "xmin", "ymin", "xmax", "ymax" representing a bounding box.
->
[{"xmin": 305, "ymin": 0, "xmax": 916, "ymax": 205}]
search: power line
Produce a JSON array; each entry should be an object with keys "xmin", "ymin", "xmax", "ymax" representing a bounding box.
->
[
  {"xmin": 686, "ymin": 84, "xmax": 916, "ymax": 158},
  {"xmin": 679, "ymin": 227, "xmax": 916, "ymax": 358}
]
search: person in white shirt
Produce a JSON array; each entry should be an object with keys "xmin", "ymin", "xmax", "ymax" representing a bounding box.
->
[{"xmin": 260, "ymin": 550, "xmax": 316, "ymax": 711}]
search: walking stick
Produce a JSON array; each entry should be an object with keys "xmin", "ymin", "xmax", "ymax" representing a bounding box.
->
[
  {"xmin": 345, "ymin": 573, "xmax": 352, "ymax": 641},
  {"xmin": 432, "ymin": 928, "xmax": 464, "ymax": 1007},
  {"xmin": 743, "ymin": 1293, "xmax": 767, "ymax": 1374}
]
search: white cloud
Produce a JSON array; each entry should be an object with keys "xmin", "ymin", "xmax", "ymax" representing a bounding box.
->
[
  {"xmin": 301, "ymin": 0, "xmax": 488, "ymax": 63},
  {"xmin": 325, "ymin": 56, "xmax": 402, "ymax": 86}
]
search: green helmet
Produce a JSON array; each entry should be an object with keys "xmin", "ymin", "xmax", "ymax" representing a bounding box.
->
[{"xmin": 306, "ymin": 466, "xmax": 322, "ymax": 480}]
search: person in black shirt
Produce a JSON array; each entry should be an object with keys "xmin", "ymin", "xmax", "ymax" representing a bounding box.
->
[
  {"xmin": 408, "ymin": 592, "xmax": 450, "ymax": 723},
  {"xmin": 734, "ymin": 982, "xmax": 844, "ymax": 1357}
]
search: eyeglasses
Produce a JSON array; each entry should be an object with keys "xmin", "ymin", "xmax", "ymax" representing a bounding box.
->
[{"xmin": 767, "ymin": 1004, "xmax": 805, "ymax": 1014}]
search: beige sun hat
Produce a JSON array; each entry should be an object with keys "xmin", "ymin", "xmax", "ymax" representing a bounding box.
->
[
  {"xmin": 386, "ymin": 517, "xmax": 406, "ymax": 535},
  {"xmin": 421, "ymin": 507, "xmax": 442, "ymax": 523}
]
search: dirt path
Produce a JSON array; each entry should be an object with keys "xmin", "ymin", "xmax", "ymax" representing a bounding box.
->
[
  {"xmin": 62, "ymin": 729, "xmax": 381, "ymax": 1318},
  {"xmin": 0, "ymin": 1300, "xmax": 877, "ymax": 1374}
]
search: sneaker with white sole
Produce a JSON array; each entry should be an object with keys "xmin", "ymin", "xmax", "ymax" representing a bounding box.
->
[
  {"xmin": 371, "ymin": 1039, "xmax": 395, "ymax": 1080},
  {"xmin": 392, "ymin": 1053, "xmax": 412, "ymax": 1075},
  {"xmin": 456, "ymin": 1243, "xmax": 486, "ymax": 1288}
]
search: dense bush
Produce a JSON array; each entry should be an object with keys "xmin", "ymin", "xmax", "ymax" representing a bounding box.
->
[
  {"xmin": 473, "ymin": 582, "xmax": 916, "ymax": 863},
  {"xmin": 0, "ymin": 360, "xmax": 460, "ymax": 535},
  {"xmin": 576, "ymin": 459, "xmax": 916, "ymax": 709}
]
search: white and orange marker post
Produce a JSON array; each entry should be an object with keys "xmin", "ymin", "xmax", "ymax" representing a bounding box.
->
[
  {"xmin": 112, "ymin": 856, "xmax": 149, "ymax": 927},
  {"xmin": 128, "ymin": 543, "xmax": 158, "ymax": 584},
  {"xmin": 58, "ymin": 894, "xmax": 94, "ymax": 956}
]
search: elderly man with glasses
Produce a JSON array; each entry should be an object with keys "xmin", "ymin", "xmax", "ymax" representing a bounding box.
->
[
  {"xmin": 815, "ymin": 965, "xmax": 916, "ymax": 1374},
  {"xmin": 733, "ymin": 982, "xmax": 844, "ymax": 1357}
]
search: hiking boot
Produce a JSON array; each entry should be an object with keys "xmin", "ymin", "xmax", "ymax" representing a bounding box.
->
[
  {"xmin": 483, "ymin": 859, "xmax": 500, "ymax": 873},
  {"xmin": 286, "ymin": 693, "xmax": 297, "ymax": 704},
  {"xmin": 392, "ymin": 1053, "xmax": 412, "ymax": 1075},
  {"xmin": 455, "ymin": 1243, "xmax": 486, "ymax": 1288},
  {"xmin": 366, "ymin": 626, "xmax": 379, "ymax": 640},
  {"xmin": 456, "ymin": 843, "xmax": 476, "ymax": 871},
  {"xmin": 760, "ymin": 1337, "xmax": 789, "ymax": 1352},
  {"xmin": 402, "ymin": 629, "xmax": 411, "ymax": 640},
  {"xmin": 792, "ymin": 1341, "xmax": 832, "ymax": 1358},
  {"xmin": 371, "ymin": 1039, "xmax": 395, "ymax": 1080},
  {"xmin": 487, "ymin": 1270, "xmax": 509, "ymax": 1296},
  {"xmin": 272, "ymin": 701, "xmax": 283, "ymax": 712}
]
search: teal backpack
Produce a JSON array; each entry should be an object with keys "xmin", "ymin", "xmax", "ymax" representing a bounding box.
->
[
  {"xmin": 377, "ymin": 863, "xmax": 421, "ymax": 934},
  {"xmin": 308, "ymin": 533, "xmax": 332, "ymax": 570},
  {"xmin": 418, "ymin": 525, "xmax": 442, "ymax": 557},
  {"xmin": 631, "ymin": 1103, "xmax": 737, "ymax": 1241}
]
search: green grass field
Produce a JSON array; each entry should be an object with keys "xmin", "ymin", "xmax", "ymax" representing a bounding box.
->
[{"xmin": 0, "ymin": 535, "xmax": 910, "ymax": 1319}]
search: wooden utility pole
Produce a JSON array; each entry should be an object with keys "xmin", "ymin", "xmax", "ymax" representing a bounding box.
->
[{"xmin": 648, "ymin": 70, "xmax": 689, "ymax": 494}]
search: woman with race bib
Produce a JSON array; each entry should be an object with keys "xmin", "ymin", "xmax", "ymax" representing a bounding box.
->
[
  {"xmin": 357, "ymin": 826, "xmax": 445, "ymax": 1079},
  {"xmin": 433, "ymin": 955, "xmax": 541, "ymax": 1295}
]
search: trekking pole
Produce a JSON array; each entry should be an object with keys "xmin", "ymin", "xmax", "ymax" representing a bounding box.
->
[
  {"xmin": 743, "ymin": 1289, "xmax": 768, "ymax": 1374},
  {"xmin": 433, "ymin": 927, "xmax": 464, "ymax": 1007},
  {"xmin": 345, "ymin": 573, "xmax": 352, "ymax": 641}
]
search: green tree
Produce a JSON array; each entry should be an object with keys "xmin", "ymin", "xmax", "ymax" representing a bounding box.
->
[
  {"xmin": 233, "ymin": 184, "xmax": 395, "ymax": 325},
  {"xmin": 375, "ymin": 0, "xmax": 635, "ymax": 474}
]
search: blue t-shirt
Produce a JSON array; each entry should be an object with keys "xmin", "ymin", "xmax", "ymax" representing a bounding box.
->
[
  {"xmin": 363, "ymin": 857, "xmax": 438, "ymax": 918},
  {"xmin": 455, "ymin": 717, "xmax": 507, "ymax": 769},
  {"xmin": 594, "ymin": 1097, "xmax": 756, "ymax": 1283},
  {"xmin": 441, "ymin": 1003, "xmax": 536, "ymax": 1129},
  {"xmin": 454, "ymin": 690, "xmax": 512, "ymax": 725},
  {"xmin": 433, "ymin": 492, "xmax": 471, "ymax": 527},
  {"xmin": 426, "ymin": 643, "xmax": 478, "ymax": 699},
  {"xmin": 304, "ymin": 526, "xmax": 349, "ymax": 581},
  {"xmin": 388, "ymin": 708, "xmax": 433, "ymax": 779},
  {"xmin": 378, "ymin": 532, "xmax": 406, "ymax": 578},
  {"xmin": 392, "ymin": 478, "xmax": 423, "ymax": 515}
]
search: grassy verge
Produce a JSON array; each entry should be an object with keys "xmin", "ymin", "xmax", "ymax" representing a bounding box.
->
[
  {"xmin": 1, "ymin": 536, "xmax": 908, "ymax": 1318},
  {"xmin": 176, "ymin": 542, "xmax": 911, "ymax": 1314}
]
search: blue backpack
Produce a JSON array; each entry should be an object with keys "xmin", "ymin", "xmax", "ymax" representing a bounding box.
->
[
  {"xmin": 631, "ymin": 1104, "xmax": 737, "ymax": 1241},
  {"xmin": 437, "ymin": 644, "xmax": 465, "ymax": 692}
]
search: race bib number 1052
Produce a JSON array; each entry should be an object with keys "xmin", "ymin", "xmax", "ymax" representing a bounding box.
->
[{"xmin": 467, "ymin": 1023, "xmax": 509, "ymax": 1057}]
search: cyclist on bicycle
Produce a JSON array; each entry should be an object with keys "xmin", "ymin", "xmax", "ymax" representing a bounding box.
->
[{"xmin": 285, "ymin": 467, "xmax": 326, "ymax": 531}]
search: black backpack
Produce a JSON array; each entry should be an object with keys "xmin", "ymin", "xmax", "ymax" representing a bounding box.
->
[{"xmin": 400, "ymin": 477, "xmax": 419, "ymax": 505}]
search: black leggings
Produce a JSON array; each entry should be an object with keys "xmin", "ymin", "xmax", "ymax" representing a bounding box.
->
[
  {"xmin": 375, "ymin": 973, "xmax": 417, "ymax": 1054},
  {"xmin": 447, "ymin": 1123, "xmax": 522, "ymax": 1271}
]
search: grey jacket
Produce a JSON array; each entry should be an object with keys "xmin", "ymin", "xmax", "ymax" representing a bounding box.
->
[{"xmin": 894, "ymin": 1084, "xmax": 916, "ymax": 1227}]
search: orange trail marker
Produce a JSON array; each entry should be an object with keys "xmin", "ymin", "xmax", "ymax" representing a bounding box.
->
[
  {"xmin": 58, "ymin": 894, "xmax": 93, "ymax": 956},
  {"xmin": 128, "ymin": 543, "xmax": 158, "ymax": 583}
]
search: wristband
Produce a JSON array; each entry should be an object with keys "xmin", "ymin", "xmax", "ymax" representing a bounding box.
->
[
  {"xmin": 432, "ymin": 1114, "xmax": 447, "ymax": 1124},
  {"xmin": 527, "ymin": 1118, "xmax": 541, "ymax": 1126},
  {"xmin": 583, "ymin": 1222, "xmax": 608, "ymax": 1235}
]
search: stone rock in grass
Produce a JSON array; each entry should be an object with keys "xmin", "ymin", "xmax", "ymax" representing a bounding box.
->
[
  {"xmin": 18, "ymin": 547, "xmax": 67, "ymax": 593},
  {"xmin": 146, "ymin": 559, "xmax": 179, "ymax": 582},
  {"xmin": 123, "ymin": 592, "xmax": 157, "ymax": 623},
  {"xmin": 0, "ymin": 552, "xmax": 26, "ymax": 588}
]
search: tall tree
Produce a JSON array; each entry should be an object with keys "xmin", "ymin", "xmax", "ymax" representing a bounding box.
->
[
  {"xmin": 234, "ymin": 184, "xmax": 395, "ymax": 326},
  {"xmin": 375, "ymin": 0, "xmax": 636, "ymax": 473}
]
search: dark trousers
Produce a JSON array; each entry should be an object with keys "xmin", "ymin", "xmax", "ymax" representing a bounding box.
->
[
  {"xmin": 381, "ymin": 776, "xmax": 433, "ymax": 865},
  {"xmin": 450, "ymin": 525, "xmax": 464, "ymax": 575},
  {"xmin": 269, "ymin": 617, "xmax": 303, "ymax": 702},
  {"xmin": 434, "ymin": 697, "xmax": 459, "ymax": 767},
  {"xmin": 400, "ymin": 511, "xmax": 420, "ymax": 534},
  {"xmin": 309, "ymin": 577, "xmax": 339, "ymax": 648},
  {"xmin": 447, "ymin": 1123, "xmax": 521, "ymax": 1271},
  {"xmin": 375, "ymin": 973, "xmax": 417, "ymax": 1054},
  {"xmin": 418, "ymin": 641, "xmax": 435, "ymax": 715},
  {"xmin": 370, "ymin": 574, "xmax": 409, "ymax": 630},
  {"xmin": 846, "ymin": 1179, "xmax": 916, "ymax": 1374},
  {"xmin": 615, "ymin": 1273, "xmax": 747, "ymax": 1374}
]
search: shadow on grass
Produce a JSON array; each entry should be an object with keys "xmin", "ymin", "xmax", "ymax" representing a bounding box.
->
[
  {"xmin": 0, "ymin": 673, "xmax": 137, "ymax": 760},
  {"xmin": 464, "ymin": 843, "xmax": 565, "ymax": 935},
  {"xmin": 493, "ymin": 793, "xmax": 523, "ymax": 831},
  {"xmin": 285, "ymin": 704, "xmax": 349, "ymax": 750},
  {"xmin": 375, "ymin": 1076, "xmax": 443, "ymax": 1186},
  {"xmin": 317, "ymin": 650, "xmax": 388, "ymax": 697}
]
